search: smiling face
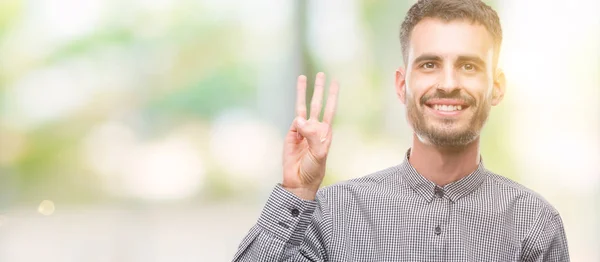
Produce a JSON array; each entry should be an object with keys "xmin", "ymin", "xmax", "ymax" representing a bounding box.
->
[{"xmin": 396, "ymin": 18, "xmax": 505, "ymax": 148}]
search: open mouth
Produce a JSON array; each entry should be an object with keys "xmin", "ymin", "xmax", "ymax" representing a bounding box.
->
[
  {"xmin": 426, "ymin": 104, "xmax": 468, "ymax": 112},
  {"xmin": 424, "ymin": 100, "xmax": 470, "ymax": 115}
]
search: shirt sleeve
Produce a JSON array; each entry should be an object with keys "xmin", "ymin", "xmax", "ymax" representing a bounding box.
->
[
  {"xmin": 232, "ymin": 184, "xmax": 331, "ymax": 262},
  {"xmin": 521, "ymin": 212, "xmax": 570, "ymax": 262}
]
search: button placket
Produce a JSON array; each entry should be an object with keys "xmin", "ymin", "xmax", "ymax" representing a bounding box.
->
[{"xmin": 432, "ymin": 186, "xmax": 448, "ymax": 240}]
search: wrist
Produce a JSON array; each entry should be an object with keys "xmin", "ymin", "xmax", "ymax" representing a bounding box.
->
[{"xmin": 282, "ymin": 185, "xmax": 318, "ymax": 201}]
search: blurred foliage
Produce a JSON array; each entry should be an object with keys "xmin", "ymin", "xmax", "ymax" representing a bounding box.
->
[
  {"xmin": 147, "ymin": 65, "xmax": 256, "ymax": 121},
  {"xmin": 0, "ymin": 1, "xmax": 260, "ymax": 204},
  {"xmin": 44, "ymin": 28, "xmax": 135, "ymax": 65},
  {"xmin": 0, "ymin": 0, "xmax": 22, "ymax": 37}
]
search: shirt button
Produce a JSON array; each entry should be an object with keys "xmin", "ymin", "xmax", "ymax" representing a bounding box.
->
[
  {"xmin": 291, "ymin": 208, "xmax": 300, "ymax": 217},
  {"xmin": 435, "ymin": 225, "xmax": 442, "ymax": 235},
  {"xmin": 434, "ymin": 187, "xmax": 444, "ymax": 198}
]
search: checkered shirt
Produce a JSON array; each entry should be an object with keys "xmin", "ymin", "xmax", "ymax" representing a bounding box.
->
[{"xmin": 233, "ymin": 150, "xmax": 569, "ymax": 261}]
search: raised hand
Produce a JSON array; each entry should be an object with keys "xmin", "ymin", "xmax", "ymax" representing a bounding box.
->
[{"xmin": 282, "ymin": 72, "xmax": 339, "ymax": 200}]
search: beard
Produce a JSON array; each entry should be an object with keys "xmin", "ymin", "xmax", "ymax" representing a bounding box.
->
[{"xmin": 406, "ymin": 89, "xmax": 491, "ymax": 148}]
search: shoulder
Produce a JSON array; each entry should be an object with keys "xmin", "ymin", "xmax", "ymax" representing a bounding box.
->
[
  {"xmin": 483, "ymin": 171, "xmax": 561, "ymax": 217},
  {"xmin": 485, "ymin": 173, "xmax": 570, "ymax": 259},
  {"xmin": 316, "ymin": 165, "xmax": 403, "ymax": 200}
]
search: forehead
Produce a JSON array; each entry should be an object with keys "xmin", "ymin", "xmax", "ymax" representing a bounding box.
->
[{"xmin": 408, "ymin": 18, "xmax": 494, "ymax": 62}]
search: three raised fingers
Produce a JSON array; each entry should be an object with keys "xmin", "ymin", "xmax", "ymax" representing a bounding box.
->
[{"xmin": 296, "ymin": 72, "xmax": 339, "ymax": 124}]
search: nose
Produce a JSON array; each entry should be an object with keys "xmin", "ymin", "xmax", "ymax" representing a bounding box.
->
[{"xmin": 437, "ymin": 66, "xmax": 459, "ymax": 92}]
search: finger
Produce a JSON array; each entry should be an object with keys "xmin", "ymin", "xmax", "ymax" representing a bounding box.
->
[
  {"xmin": 287, "ymin": 116, "xmax": 305, "ymax": 142},
  {"xmin": 310, "ymin": 72, "xmax": 326, "ymax": 120},
  {"xmin": 296, "ymin": 75, "xmax": 307, "ymax": 118},
  {"xmin": 322, "ymin": 80, "xmax": 340, "ymax": 124}
]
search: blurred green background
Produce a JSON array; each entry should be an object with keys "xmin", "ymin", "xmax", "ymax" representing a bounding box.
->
[{"xmin": 0, "ymin": 0, "xmax": 598, "ymax": 261}]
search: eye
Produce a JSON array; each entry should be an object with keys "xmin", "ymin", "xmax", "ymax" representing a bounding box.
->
[
  {"xmin": 421, "ymin": 62, "xmax": 436, "ymax": 69},
  {"xmin": 462, "ymin": 63, "xmax": 476, "ymax": 71}
]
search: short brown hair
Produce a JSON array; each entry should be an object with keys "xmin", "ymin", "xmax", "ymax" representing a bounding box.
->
[{"xmin": 399, "ymin": 0, "xmax": 503, "ymax": 65}]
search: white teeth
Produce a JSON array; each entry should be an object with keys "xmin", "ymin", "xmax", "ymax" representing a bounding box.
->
[{"xmin": 433, "ymin": 104, "xmax": 462, "ymax": 112}]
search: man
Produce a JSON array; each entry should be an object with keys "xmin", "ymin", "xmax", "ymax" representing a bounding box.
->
[{"xmin": 233, "ymin": 0, "xmax": 569, "ymax": 261}]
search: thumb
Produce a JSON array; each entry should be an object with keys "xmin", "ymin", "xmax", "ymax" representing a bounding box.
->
[{"xmin": 295, "ymin": 117, "xmax": 329, "ymax": 156}]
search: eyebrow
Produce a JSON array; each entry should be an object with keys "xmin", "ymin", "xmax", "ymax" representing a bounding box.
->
[
  {"xmin": 456, "ymin": 55, "xmax": 487, "ymax": 68},
  {"xmin": 412, "ymin": 54, "xmax": 487, "ymax": 68},
  {"xmin": 413, "ymin": 54, "xmax": 442, "ymax": 65}
]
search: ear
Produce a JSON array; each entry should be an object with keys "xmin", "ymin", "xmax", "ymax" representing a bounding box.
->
[
  {"xmin": 395, "ymin": 67, "xmax": 407, "ymax": 104},
  {"xmin": 491, "ymin": 69, "xmax": 506, "ymax": 106}
]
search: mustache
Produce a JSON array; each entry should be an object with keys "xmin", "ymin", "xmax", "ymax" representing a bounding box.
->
[{"xmin": 420, "ymin": 90, "xmax": 476, "ymax": 106}]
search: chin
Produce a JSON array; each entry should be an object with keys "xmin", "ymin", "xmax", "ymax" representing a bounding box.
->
[
  {"xmin": 420, "ymin": 126, "xmax": 480, "ymax": 147},
  {"xmin": 427, "ymin": 122, "xmax": 469, "ymax": 134}
]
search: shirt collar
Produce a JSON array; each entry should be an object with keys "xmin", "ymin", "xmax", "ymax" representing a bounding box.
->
[{"xmin": 398, "ymin": 148, "xmax": 488, "ymax": 203}]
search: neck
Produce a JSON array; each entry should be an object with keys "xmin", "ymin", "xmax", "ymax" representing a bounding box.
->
[{"xmin": 408, "ymin": 133, "xmax": 480, "ymax": 186}]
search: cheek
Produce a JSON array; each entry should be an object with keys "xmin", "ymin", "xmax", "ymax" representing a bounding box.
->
[
  {"xmin": 460, "ymin": 76, "xmax": 493, "ymax": 101},
  {"xmin": 411, "ymin": 72, "xmax": 438, "ymax": 88},
  {"xmin": 407, "ymin": 72, "xmax": 437, "ymax": 103}
]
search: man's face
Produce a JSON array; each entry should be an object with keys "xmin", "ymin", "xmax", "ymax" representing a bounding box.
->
[{"xmin": 396, "ymin": 18, "xmax": 504, "ymax": 148}]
